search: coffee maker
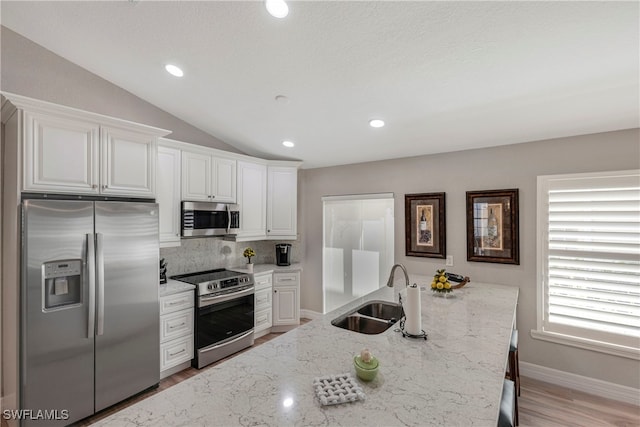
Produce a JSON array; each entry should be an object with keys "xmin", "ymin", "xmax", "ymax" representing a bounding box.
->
[{"xmin": 275, "ymin": 244, "xmax": 292, "ymax": 266}]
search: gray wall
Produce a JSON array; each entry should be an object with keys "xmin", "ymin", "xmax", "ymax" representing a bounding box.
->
[
  {"xmin": 299, "ymin": 128, "xmax": 640, "ymax": 389},
  {"xmin": 0, "ymin": 26, "xmax": 241, "ymax": 152}
]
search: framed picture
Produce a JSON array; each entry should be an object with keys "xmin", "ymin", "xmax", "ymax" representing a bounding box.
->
[
  {"xmin": 405, "ymin": 193, "xmax": 446, "ymax": 258},
  {"xmin": 466, "ymin": 189, "xmax": 519, "ymax": 264}
]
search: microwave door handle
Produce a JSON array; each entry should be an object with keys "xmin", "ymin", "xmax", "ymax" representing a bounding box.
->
[{"xmin": 226, "ymin": 204, "xmax": 231, "ymax": 234}]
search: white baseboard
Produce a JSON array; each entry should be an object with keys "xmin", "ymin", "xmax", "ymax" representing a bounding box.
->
[
  {"xmin": 520, "ymin": 361, "xmax": 640, "ymax": 406},
  {"xmin": 300, "ymin": 309, "xmax": 323, "ymax": 320}
]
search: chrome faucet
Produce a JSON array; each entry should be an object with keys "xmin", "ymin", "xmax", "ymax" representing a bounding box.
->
[{"xmin": 386, "ymin": 264, "xmax": 410, "ymax": 288}]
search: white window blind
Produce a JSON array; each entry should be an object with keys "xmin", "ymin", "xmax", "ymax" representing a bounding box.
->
[{"xmin": 536, "ymin": 170, "xmax": 640, "ymax": 358}]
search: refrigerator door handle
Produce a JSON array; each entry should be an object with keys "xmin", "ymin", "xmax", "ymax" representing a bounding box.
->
[
  {"xmin": 96, "ymin": 232, "xmax": 105, "ymax": 336},
  {"xmin": 87, "ymin": 233, "xmax": 96, "ymax": 338}
]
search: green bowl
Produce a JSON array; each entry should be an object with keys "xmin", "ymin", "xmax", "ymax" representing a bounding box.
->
[{"xmin": 353, "ymin": 356, "xmax": 379, "ymax": 381}]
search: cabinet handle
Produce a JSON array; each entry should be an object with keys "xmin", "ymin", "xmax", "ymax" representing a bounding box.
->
[
  {"xmin": 168, "ymin": 348, "xmax": 186, "ymax": 357},
  {"xmin": 92, "ymin": 184, "xmax": 98, "ymax": 189},
  {"xmin": 169, "ymin": 322, "xmax": 186, "ymax": 329},
  {"xmin": 211, "ymin": 195, "xmax": 215, "ymax": 199},
  {"xmin": 167, "ymin": 300, "xmax": 184, "ymax": 306},
  {"xmin": 102, "ymin": 185, "xmax": 107, "ymax": 190},
  {"xmin": 274, "ymin": 289, "xmax": 277, "ymax": 293}
]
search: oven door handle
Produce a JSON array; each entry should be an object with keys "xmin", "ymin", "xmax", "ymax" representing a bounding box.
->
[{"xmin": 199, "ymin": 286, "xmax": 255, "ymax": 307}]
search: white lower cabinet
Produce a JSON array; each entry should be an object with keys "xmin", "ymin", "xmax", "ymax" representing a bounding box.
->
[
  {"xmin": 272, "ymin": 272, "xmax": 300, "ymax": 332},
  {"xmin": 160, "ymin": 290, "xmax": 194, "ymax": 378},
  {"xmin": 254, "ymin": 272, "xmax": 273, "ymax": 338}
]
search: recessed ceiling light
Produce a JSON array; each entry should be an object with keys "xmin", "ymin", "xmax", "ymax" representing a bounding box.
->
[
  {"xmin": 165, "ymin": 64, "xmax": 184, "ymax": 77},
  {"xmin": 369, "ymin": 119, "xmax": 385, "ymax": 128},
  {"xmin": 266, "ymin": 0, "xmax": 289, "ymax": 18},
  {"xmin": 282, "ymin": 140, "xmax": 295, "ymax": 148}
]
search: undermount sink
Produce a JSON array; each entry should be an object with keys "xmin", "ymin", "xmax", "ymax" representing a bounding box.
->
[
  {"xmin": 331, "ymin": 300, "xmax": 404, "ymax": 335},
  {"xmin": 357, "ymin": 301, "xmax": 403, "ymax": 321}
]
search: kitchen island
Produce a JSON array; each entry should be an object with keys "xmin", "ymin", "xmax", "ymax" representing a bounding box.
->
[{"xmin": 95, "ymin": 279, "xmax": 518, "ymax": 426}]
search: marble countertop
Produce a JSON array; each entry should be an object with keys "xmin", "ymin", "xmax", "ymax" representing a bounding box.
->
[
  {"xmin": 230, "ymin": 263, "xmax": 302, "ymax": 275},
  {"xmin": 97, "ymin": 280, "xmax": 518, "ymax": 426},
  {"xmin": 159, "ymin": 279, "xmax": 195, "ymax": 297}
]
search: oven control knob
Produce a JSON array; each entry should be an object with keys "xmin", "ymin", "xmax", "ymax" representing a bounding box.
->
[{"xmin": 208, "ymin": 284, "xmax": 213, "ymax": 290}]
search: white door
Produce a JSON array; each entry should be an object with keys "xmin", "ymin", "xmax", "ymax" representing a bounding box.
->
[
  {"xmin": 267, "ymin": 166, "xmax": 297, "ymax": 238},
  {"xmin": 213, "ymin": 157, "xmax": 237, "ymax": 203},
  {"xmin": 237, "ymin": 161, "xmax": 267, "ymax": 239},
  {"xmin": 23, "ymin": 111, "xmax": 100, "ymax": 194},
  {"xmin": 273, "ymin": 285, "xmax": 299, "ymax": 326},
  {"xmin": 181, "ymin": 151, "xmax": 211, "ymax": 201},
  {"xmin": 157, "ymin": 144, "xmax": 181, "ymax": 246},
  {"xmin": 101, "ymin": 126, "xmax": 156, "ymax": 197}
]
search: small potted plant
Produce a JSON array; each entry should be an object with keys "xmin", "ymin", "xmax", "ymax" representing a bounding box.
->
[{"xmin": 243, "ymin": 247, "xmax": 256, "ymax": 272}]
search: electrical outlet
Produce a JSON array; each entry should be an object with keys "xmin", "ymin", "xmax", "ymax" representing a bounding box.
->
[{"xmin": 446, "ymin": 255, "xmax": 454, "ymax": 266}]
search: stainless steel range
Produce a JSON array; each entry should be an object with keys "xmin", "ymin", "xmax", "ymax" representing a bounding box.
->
[{"xmin": 171, "ymin": 269, "xmax": 255, "ymax": 369}]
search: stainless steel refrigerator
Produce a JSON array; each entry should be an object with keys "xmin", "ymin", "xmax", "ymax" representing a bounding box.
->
[{"xmin": 21, "ymin": 199, "xmax": 160, "ymax": 426}]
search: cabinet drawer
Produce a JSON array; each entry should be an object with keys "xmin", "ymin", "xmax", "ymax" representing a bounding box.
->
[
  {"xmin": 254, "ymin": 273, "xmax": 273, "ymax": 290},
  {"xmin": 160, "ymin": 308, "xmax": 194, "ymax": 343},
  {"xmin": 160, "ymin": 335, "xmax": 193, "ymax": 371},
  {"xmin": 255, "ymin": 287, "xmax": 272, "ymax": 311},
  {"xmin": 160, "ymin": 291, "xmax": 194, "ymax": 315},
  {"xmin": 255, "ymin": 307, "xmax": 272, "ymax": 332},
  {"xmin": 274, "ymin": 272, "xmax": 299, "ymax": 286}
]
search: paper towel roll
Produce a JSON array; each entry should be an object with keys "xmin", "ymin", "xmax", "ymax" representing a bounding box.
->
[{"xmin": 405, "ymin": 284, "xmax": 422, "ymax": 335}]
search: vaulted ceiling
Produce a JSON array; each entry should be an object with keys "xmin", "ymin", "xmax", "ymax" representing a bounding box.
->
[{"xmin": 2, "ymin": 1, "xmax": 638, "ymax": 168}]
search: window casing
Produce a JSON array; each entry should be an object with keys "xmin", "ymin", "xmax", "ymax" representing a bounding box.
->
[{"xmin": 534, "ymin": 170, "xmax": 640, "ymax": 359}]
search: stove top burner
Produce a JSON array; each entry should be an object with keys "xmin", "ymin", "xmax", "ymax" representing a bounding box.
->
[
  {"xmin": 171, "ymin": 269, "xmax": 242, "ymax": 285},
  {"xmin": 171, "ymin": 268, "xmax": 254, "ymax": 297}
]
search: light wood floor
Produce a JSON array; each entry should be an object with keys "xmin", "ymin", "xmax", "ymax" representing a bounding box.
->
[{"xmin": 16, "ymin": 319, "xmax": 640, "ymax": 426}]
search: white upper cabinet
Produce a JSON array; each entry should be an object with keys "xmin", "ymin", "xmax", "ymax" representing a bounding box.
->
[
  {"xmin": 23, "ymin": 110, "xmax": 100, "ymax": 194},
  {"xmin": 157, "ymin": 141, "xmax": 181, "ymax": 247},
  {"xmin": 4, "ymin": 93, "xmax": 169, "ymax": 198},
  {"xmin": 100, "ymin": 126, "xmax": 156, "ymax": 197},
  {"xmin": 214, "ymin": 157, "xmax": 236, "ymax": 202},
  {"xmin": 181, "ymin": 151, "xmax": 211, "ymax": 201},
  {"xmin": 181, "ymin": 149, "xmax": 236, "ymax": 203},
  {"xmin": 236, "ymin": 160, "xmax": 267, "ymax": 240},
  {"xmin": 266, "ymin": 166, "xmax": 298, "ymax": 239}
]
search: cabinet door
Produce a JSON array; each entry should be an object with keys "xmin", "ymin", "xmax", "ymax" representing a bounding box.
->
[
  {"xmin": 267, "ymin": 166, "xmax": 298, "ymax": 238},
  {"xmin": 237, "ymin": 161, "xmax": 267, "ymax": 239},
  {"xmin": 213, "ymin": 157, "xmax": 237, "ymax": 203},
  {"xmin": 157, "ymin": 144, "xmax": 181, "ymax": 247},
  {"xmin": 23, "ymin": 111, "xmax": 100, "ymax": 194},
  {"xmin": 101, "ymin": 126, "xmax": 156, "ymax": 197},
  {"xmin": 273, "ymin": 285, "xmax": 299, "ymax": 326},
  {"xmin": 181, "ymin": 151, "xmax": 211, "ymax": 201}
]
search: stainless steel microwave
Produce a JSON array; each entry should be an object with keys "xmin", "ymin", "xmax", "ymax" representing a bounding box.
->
[{"xmin": 181, "ymin": 201, "xmax": 240, "ymax": 237}]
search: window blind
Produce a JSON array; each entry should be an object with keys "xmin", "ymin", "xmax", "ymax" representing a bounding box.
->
[{"xmin": 540, "ymin": 171, "xmax": 640, "ymax": 352}]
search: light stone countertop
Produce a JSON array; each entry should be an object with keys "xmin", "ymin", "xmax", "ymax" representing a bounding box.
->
[
  {"xmin": 96, "ymin": 280, "xmax": 518, "ymax": 426},
  {"xmin": 159, "ymin": 279, "xmax": 196, "ymax": 297},
  {"xmin": 230, "ymin": 263, "xmax": 303, "ymax": 275}
]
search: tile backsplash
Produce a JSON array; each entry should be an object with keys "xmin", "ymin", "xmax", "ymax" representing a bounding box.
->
[{"xmin": 160, "ymin": 238, "xmax": 301, "ymax": 277}]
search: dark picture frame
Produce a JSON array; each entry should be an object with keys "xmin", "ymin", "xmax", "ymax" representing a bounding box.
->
[
  {"xmin": 405, "ymin": 193, "xmax": 446, "ymax": 258},
  {"xmin": 466, "ymin": 189, "xmax": 519, "ymax": 264}
]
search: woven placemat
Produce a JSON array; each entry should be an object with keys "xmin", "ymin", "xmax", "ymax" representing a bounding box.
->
[{"xmin": 313, "ymin": 373, "xmax": 365, "ymax": 406}]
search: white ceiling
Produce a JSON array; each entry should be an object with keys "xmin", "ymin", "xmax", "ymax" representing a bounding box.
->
[{"xmin": 2, "ymin": 1, "xmax": 638, "ymax": 169}]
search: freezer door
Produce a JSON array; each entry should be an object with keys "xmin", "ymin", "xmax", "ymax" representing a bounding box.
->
[
  {"xmin": 22, "ymin": 200, "xmax": 95, "ymax": 426},
  {"xmin": 94, "ymin": 202, "xmax": 160, "ymax": 411}
]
